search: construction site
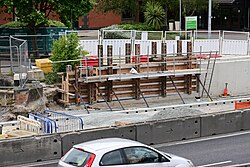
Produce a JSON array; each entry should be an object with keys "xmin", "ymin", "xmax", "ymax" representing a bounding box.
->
[{"xmin": 1, "ymin": 30, "xmax": 250, "ymax": 166}]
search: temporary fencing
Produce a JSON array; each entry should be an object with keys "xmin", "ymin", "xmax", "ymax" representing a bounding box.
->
[
  {"xmin": 44, "ymin": 109, "xmax": 84, "ymax": 132},
  {"xmin": 0, "ymin": 36, "xmax": 29, "ymax": 87},
  {"xmin": 28, "ymin": 113, "xmax": 53, "ymax": 133},
  {"xmin": 80, "ymin": 30, "xmax": 250, "ymax": 58},
  {"xmin": 35, "ymin": 112, "xmax": 58, "ymax": 133},
  {"xmin": 17, "ymin": 115, "xmax": 41, "ymax": 134}
]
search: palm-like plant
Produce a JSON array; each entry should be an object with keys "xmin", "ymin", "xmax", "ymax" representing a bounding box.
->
[{"xmin": 144, "ymin": 1, "xmax": 166, "ymax": 30}]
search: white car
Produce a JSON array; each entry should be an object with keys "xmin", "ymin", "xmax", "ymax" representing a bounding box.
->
[{"xmin": 58, "ymin": 138, "xmax": 194, "ymax": 167}]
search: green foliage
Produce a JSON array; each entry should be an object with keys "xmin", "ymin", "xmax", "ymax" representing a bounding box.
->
[
  {"xmin": 46, "ymin": 20, "xmax": 66, "ymax": 27},
  {"xmin": 0, "ymin": 0, "xmax": 93, "ymax": 29},
  {"xmin": 0, "ymin": 21, "xmax": 27, "ymax": 28},
  {"xmin": 44, "ymin": 71, "xmax": 58, "ymax": 85},
  {"xmin": 50, "ymin": 33, "xmax": 81, "ymax": 72},
  {"xmin": 144, "ymin": 1, "xmax": 165, "ymax": 30},
  {"xmin": 0, "ymin": 20, "xmax": 66, "ymax": 28},
  {"xmin": 55, "ymin": 0, "xmax": 94, "ymax": 28},
  {"xmin": 118, "ymin": 23, "xmax": 154, "ymax": 31},
  {"xmin": 182, "ymin": 0, "xmax": 208, "ymax": 16},
  {"xmin": 96, "ymin": 0, "xmax": 140, "ymax": 16}
]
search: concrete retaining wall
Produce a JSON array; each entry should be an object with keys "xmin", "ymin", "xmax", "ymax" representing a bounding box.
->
[
  {"xmin": 203, "ymin": 57, "xmax": 250, "ymax": 96},
  {"xmin": 1, "ymin": 109, "xmax": 250, "ymax": 166}
]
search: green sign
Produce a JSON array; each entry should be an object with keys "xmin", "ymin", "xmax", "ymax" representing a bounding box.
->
[{"xmin": 185, "ymin": 16, "xmax": 197, "ymax": 30}]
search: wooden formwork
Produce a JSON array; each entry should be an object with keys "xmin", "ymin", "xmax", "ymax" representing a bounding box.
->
[{"xmin": 59, "ymin": 40, "xmax": 204, "ymax": 106}]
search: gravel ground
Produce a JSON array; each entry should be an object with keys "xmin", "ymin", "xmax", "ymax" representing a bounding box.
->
[{"xmin": 1, "ymin": 93, "xmax": 245, "ymax": 133}]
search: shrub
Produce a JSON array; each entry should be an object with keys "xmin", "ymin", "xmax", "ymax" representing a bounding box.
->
[
  {"xmin": 144, "ymin": 1, "xmax": 165, "ymax": 30},
  {"xmin": 44, "ymin": 71, "xmax": 58, "ymax": 85},
  {"xmin": 46, "ymin": 20, "xmax": 66, "ymax": 27},
  {"xmin": 118, "ymin": 22, "xmax": 154, "ymax": 31},
  {"xmin": 50, "ymin": 33, "xmax": 85, "ymax": 72},
  {"xmin": 0, "ymin": 21, "xmax": 27, "ymax": 28},
  {"xmin": 0, "ymin": 20, "xmax": 66, "ymax": 28}
]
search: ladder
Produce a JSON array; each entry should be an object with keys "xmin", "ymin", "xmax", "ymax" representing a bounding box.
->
[{"xmin": 201, "ymin": 52, "xmax": 218, "ymax": 98}]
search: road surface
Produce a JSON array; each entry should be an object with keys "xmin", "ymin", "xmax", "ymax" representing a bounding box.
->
[{"xmin": 9, "ymin": 130, "xmax": 250, "ymax": 167}]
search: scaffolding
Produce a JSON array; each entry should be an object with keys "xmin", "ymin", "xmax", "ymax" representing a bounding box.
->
[{"xmin": 58, "ymin": 40, "xmax": 217, "ymax": 108}]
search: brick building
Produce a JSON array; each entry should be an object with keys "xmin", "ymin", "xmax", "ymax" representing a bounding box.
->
[
  {"xmin": 1, "ymin": 0, "xmax": 249, "ymax": 31},
  {"xmin": 0, "ymin": 7, "xmax": 128, "ymax": 29}
]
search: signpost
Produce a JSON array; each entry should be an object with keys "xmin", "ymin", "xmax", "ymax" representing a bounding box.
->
[
  {"xmin": 185, "ymin": 16, "xmax": 197, "ymax": 39},
  {"xmin": 185, "ymin": 16, "xmax": 197, "ymax": 30}
]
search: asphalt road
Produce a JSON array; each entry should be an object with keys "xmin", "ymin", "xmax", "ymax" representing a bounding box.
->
[
  {"xmin": 9, "ymin": 130, "xmax": 250, "ymax": 167},
  {"xmin": 155, "ymin": 130, "xmax": 250, "ymax": 167}
]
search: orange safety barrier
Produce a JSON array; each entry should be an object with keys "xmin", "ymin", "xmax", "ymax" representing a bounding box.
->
[
  {"xmin": 235, "ymin": 101, "xmax": 250, "ymax": 110},
  {"xmin": 82, "ymin": 56, "xmax": 99, "ymax": 66},
  {"xmin": 197, "ymin": 54, "xmax": 222, "ymax": 59}
]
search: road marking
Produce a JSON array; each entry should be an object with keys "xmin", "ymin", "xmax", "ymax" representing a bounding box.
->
[
  {"xmin": 197, "ymin": 160, "xmax": 232, "ymax": 167},
  {"xmin": 154, "ymin": 130, "xmax": 250, "ymax": 148},
  {"xmin": 223, "ymin": 162, "xmax": 250, "ymax": 167}
]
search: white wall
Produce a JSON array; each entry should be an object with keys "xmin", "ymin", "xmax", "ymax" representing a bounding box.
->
[{"xmin": 203, "ymin": 57, "xmax": 250, "ymax": 96}]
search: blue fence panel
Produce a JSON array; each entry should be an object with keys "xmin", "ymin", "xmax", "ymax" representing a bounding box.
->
[{"xmin": 44, "ymin": 109, "xmax": 84, "ymax": 132}]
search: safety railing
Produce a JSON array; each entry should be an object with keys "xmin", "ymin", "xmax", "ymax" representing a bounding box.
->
[
  {"xmin": 35, "ymin": 112, "xmax": 58, "ymax": 133},
  {"xmin": 44, "ymin": 109, "xmax": 84, "ymax": 132},
  {"xmin": 28, "ymin": 113, "xmax": 53, "ymax": 134}
]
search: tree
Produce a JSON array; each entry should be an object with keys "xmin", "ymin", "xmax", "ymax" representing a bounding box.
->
[
  {"xmin": 50, "ymin": 33, "xmax": 81, "ymax": 72},
  {"xmin": 0, "ymin": 0, "xmax": 93, "ymax": 56},
  {"xmin": 96, "ymin": 0, "xmax": 209, "ymax": 29},
  {"xmin": 96, "ymin": 0, "xmax": 140, "ymax": 16},
  {"xmin": 144, "ymin": 1, "xmax": 165, "ymax": 30},
  {"xmin": 181, "ymin": 0, "xmax": 208, "ymax": 17}
]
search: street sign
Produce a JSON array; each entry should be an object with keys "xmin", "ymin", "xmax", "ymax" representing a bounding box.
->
[{"xmin": 185, "ymin": 16, "xmax": 197, "ymax": 30}]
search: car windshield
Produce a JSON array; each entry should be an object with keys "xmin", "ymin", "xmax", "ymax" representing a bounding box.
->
[{"xmin": 61, "ymin": 147, "xmax": 91, "ymax": 167}]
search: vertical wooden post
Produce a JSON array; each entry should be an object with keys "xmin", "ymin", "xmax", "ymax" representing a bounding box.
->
[
  {"xmin": 177, "ymin": 40, "xmax": 182, "ymax": 56},
  {"xmin": 185, "ymin": 41, "xmax": 193, "ymax": 94},
  {"xmin": 161, "ymin": 42, "xmax": 167, "ymax": 71},
  {"xmin": 75, "ymin": 68, "xmax": 79, "ymax": 104},
  {"xmin": 125, "ymin": 43, "xmax": 131, "ymax": 64},
  {"xmin": 134, "ymin": 44, "xmax": 140, "ymax": 100},
  {"xmin": 98, "ymin": 45, "xmax": 103, "ymax": 66},
  {"xmin": 161, "ymin": 42, "xmax": 167, "ymax": 97},
  {"xmin": 135, "ymin": 44, "xmax": 140, "ymax": 72},
  {"xmin": 152, "ymin": 42, "xmax": 157, "ymax": 58},
  {"xmin": 187, "ymin": 41, "xmax": 193, "ymax": 69},
  {"xmin": 87, "ymin": 67, "xmax": 94, "ymax": 104},
  {"xmin": 107, "ymin": 45, "xmax": 113, "ymax": 101}
]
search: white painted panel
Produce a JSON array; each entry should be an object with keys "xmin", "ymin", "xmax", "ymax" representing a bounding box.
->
[
  {"xmin": 79, "ymin": 40, "xmax": 98, "ymax": 56},
  {"xmin": 194, "ymin": 39, "xmax": 220, "ymax": 53},
  {"xmin": 222, "ymin": 40, "xmax": 248, "ymax": 55}
]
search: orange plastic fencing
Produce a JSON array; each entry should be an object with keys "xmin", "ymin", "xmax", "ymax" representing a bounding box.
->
[{"xmin": 235, "ymin": 101, "xmax": 250, "ymax": 110}]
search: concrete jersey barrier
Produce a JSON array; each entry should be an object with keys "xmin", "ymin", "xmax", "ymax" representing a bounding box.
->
[{"xmin": 1, "ymin": 109, "xmax": 250, "ymax": 166}]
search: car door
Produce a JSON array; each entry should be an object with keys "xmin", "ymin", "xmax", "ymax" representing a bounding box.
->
[
  {"xmin": 99, "ymin": 149, "xmax": 125, "ymax": 166},
  {"xmin": 121, "ymin": 146, "xmax": 171, "ymax": 167}
]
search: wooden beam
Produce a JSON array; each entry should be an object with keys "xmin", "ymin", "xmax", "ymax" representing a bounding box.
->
[
  {"xmin": 185, "ymin": 41, "xmax": 193, "ymax": 94},
  {"xmin": 125, "ymin": 43, "xmax": 131, "ymax": 63},
  {"xmin": 107, "ymin": 45, "xmax": 113, "ymax": 102},
  {"xmin": 98, "ymin": 45, "xmax": 103, "ymax": 66}
]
